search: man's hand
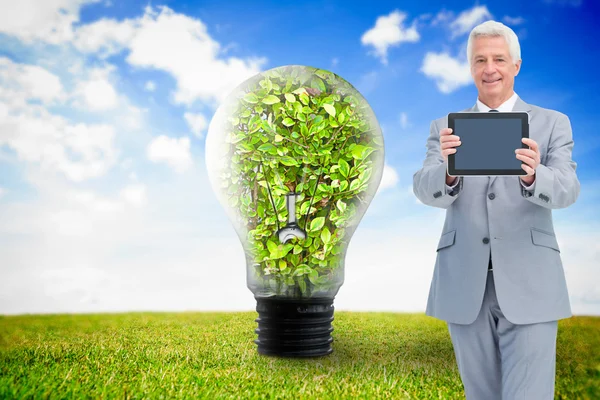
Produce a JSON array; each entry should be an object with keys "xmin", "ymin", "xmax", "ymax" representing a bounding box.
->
[
  {"xmin": 516, "ymin": 138, "xmax": 540, "ymax": 185},
  {"xmin": 440, "ymin": 128, "xmax": 461, "ymax": 185}
]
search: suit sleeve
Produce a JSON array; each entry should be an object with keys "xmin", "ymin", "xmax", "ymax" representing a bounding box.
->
[
  {"xmin": 413, "ymin": 120, "xmax": 464, "ymax": 209},
  {"xmin": 519, "ymin": 113, "xmax": 580, "ymax": 209}
]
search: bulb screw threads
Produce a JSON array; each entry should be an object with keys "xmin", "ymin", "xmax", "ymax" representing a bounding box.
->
[{"xmin": 254, "ymin": 296, "xmax": 335, "ymax": 357}]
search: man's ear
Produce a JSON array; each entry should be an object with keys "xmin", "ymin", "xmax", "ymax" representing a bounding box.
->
[{"xmin": 514, "ymin": 59, "xmax": 522, "ymax": 76}]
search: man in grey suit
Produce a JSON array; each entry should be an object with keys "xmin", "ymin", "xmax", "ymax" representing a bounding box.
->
[{"xmin": 413, "ymin": 20, "xmax": 580, "ymax": 399}]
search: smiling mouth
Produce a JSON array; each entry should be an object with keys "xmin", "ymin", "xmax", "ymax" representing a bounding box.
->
[{"xmin": 484, "ymin": 78, "xmax": 501, "ymax": 84}]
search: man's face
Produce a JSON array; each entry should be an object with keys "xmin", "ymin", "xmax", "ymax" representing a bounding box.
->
[{"xmin": 470, "ymin": 36, "xmax": 521, "ymax": 102}]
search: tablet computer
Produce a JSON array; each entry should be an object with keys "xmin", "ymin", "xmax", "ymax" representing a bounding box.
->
[{"xmin": 447, "ymin": 112, "xmax": 529, "ymax": 176}]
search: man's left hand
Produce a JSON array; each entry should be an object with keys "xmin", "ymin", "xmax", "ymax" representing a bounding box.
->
[{"xmin": 515, "ymin": 138, "xmax": 540, "ymax": 185}]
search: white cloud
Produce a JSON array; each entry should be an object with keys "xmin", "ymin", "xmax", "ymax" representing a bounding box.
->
[
  {"xmin": 1, "ymin": 4, "xmax": 267, "ymax": 109},
  {"xmin": 399, "ymin": 112, "xmax": 410, "ymax": 129},
  {"xmin": 184, "ymin": 112, "xmax": 208, "ymax": 139},
  {"xmin": 79, "ymin": 77, "xmax": 118, "ymax": 110},
  {"xmin": 125, "ymin": 6, "xmax": 267, "ymax": 106},
  {"xmin": 64, "ymin": 189, "xmax": 124, "ymax": 214},
  {"xmin": 145, "ymin": 80, "xmax": 156, "ymax": 92},
  {"xmin": 0, "ymin": 57, "xmax": 65, "ymax": 105},
  {"xmin": 331, "ymin": 57, "xmax": 339, "ymax": 67},
  {"xmin": 0, "ymin": 0, "xmax": 100, "ymax": 44},
  {"xmin": 0, "ymin": 59, "xmax": 118, "ymax": 182},
  {"xmin": 0, "ymin": 113, "xmax": 117, "ymax": 182},
  {"xmin": 69, "ymin": 64, "xmax": 145, "ymax": 128},
  {"xmin": 503, "ymin": 16, "xmax": 526, "ymax": 26},
  {"xmin": 421, "ymin": 52, "xmax": 472, "ymax": 93},
  {"xmin": 450, "ymin": 5, "xmax": 493, "ymax": 38},
  {"xmin": 147, "ymin": 135, "xmax": 193, "ymax": 173},
  {"xmin": 431, "ymin": 9, "xmax": 453, "ymax": 26},
  {"xmin": 0, "ymin": 187, "xmax": 5, "ymax": 198},
  {"xmin": 377, "ymin": 164, "xmax": 400, "ymax": 192},
  {"xmin": 73, "ymin": 17, "xmax": 136, "ymax": 57},
  {"xmin": 361, "ymin": 10, "xmax": 420, "ymax": 65},
  {"xmin": 120, "ymin": 184, "xmax": 147, "ymax": 207},
  {"xmin": 69, "ymin": 65, "xmax": 118, "ymax": 111}
]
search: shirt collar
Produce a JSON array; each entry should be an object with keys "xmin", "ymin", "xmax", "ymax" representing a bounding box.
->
[{"xmin": 476, "ymin": 92, "xmax": 519, "ymax": 112}]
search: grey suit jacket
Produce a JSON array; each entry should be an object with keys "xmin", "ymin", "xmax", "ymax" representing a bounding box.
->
[{"xmin": 413, "ymin": 97, "xmax": 580, "ymax": 325}]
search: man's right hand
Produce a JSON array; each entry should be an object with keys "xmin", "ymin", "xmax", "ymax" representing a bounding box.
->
[{"xmin": 440, "ymin": 128, "xmax": 461, "ymax": 185}]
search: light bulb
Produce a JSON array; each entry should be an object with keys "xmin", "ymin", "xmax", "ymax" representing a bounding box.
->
[{"xmin": 205, "ymin": 65, "xmax": 384, "ymax": 357}]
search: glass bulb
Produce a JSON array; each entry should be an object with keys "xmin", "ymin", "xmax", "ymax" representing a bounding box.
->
[{"xmin": 205, "ymin": 65, "xmax": 384, "ymax": 357}]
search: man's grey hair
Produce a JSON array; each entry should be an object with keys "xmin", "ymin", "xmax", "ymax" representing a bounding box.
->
[{"xmin": 467, "ymin": 20, "xmax": 521, "ymax": 66}]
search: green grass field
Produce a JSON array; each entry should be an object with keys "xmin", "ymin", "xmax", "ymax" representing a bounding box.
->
[{"xmin": 1, "ymin": 312, "xmax": 598, "ymax": 399}]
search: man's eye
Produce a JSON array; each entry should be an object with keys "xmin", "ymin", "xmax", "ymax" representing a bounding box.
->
[{"xmin": 497, "ymin": 59, "xmax": 505, "ymax": 62}]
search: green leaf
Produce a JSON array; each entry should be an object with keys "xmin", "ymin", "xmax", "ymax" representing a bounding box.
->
[
  {"xmin": 321, "ymin": 227, "xmax": 331, "ymax": 244},
  {"xmin": 262, "ymin": 95, "xmax": 280, "ymax": 105},
  {"xmin": 310, "ymin": 216, "xmax": 325, "ymax": 232},
  {"xmin": 284, "ymin": 93, "xmax": 296, "ymax": 103},
  {"xmin": 280, "ymin": 156, "xmax": 299, "ymax": 166},
  {"xmin": 336, "ymin": 199, "xmax": 347, "ymax": 213},
  {"xmin": 294, "ymin": 264, "xmax": 310, "ymax": 276},
  {"xmin": 279, "ymin": 260, "xmax": 287, "ymax": 271},
  {"xmin": 243, "ymin": 92, "xmax": 259, "ymax": 104},
  {"xmin": 349, "ymin": 178, "xmax": 360, "ymax": 191},
  {"xmin": 299, "ymin": 93, "xmax": 309, "ymax": 105},
  {"xmin": 358, "ymin": 168, "xmax": 372, "ymax": 185},
  {"xmin": 308, "ymin": 269, "xmax": 319, "ymax": 285},
  {"xmin": 258, "ymin": 143, "xmax": 276, "ymax": 153},
  {"xmin": 274, "ymin": 134, "xmax": 284, "ymax": 142},
  {"xmin": 311, "ymin": 77, "xmax": 326, "ymax": 92},
  {"xmin": 339, "ymin": 180, "xmax": 348, "ymax": 192},
  {"xmin": 266, "ymin": 240, "xmax": 278, "ymax": 254},
  {"xmin": 293, "ymin": 245, "xmax": 303, "ymax": 254},
  {"xmin": 323, "ymin": 103, "xmax": 336, "ymax": 117},
  {"xmin": 282, "ymin": 117, "xmax": 295, "ymax": 127},
  {"xmin": 292, "ymin": 87, "xmax": 307, "ymax": 95},
  {"xmin": 338, "ymin": 158, "xmax": 350, "ymax": 178},
  {"xmin": 351, "ymin": 145, "xmax": 367, "ymax": 160},
  {"xmin": 237, "ymin": 142, "xmax": 254, "ymax": 152},
  {"xmin": 298, "ymin": 277, "xmax": 307, "ymax": 294},
  {"xmin": 300, "ymin": 124, "xmax": 308, "ymax": 137},
  {"xmin": 312, "ymin": 115, "xmax": 324, "ymax": 125}
]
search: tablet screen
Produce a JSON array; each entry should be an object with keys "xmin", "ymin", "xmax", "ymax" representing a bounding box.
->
[{"xmin": 454, "ymin": 118, "xmax": 523, "ymax": 171}]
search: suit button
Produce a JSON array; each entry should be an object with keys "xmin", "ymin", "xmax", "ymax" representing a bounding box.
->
[
  {"xmin": 488, "ymin": 193, "xmax": 495, "ymax": 200},
  {"xmin": 482, "ymin": 237, "xmax": 490, "ymax": 244}
]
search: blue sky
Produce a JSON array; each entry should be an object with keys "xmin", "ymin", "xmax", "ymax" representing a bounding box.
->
[{"xmin": 0, "ymin": 0, "xmax": 598, "ymax": 315}]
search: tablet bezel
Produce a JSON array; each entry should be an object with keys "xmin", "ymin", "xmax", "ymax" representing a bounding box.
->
[{"xmin": 447, "ymin": 112, "xmax": 529, "ymax": 176}]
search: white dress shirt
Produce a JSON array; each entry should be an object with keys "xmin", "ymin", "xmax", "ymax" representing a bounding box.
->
[{"xmin": 447, "ymin": 91, "xmax": 536, "ymax": 192}]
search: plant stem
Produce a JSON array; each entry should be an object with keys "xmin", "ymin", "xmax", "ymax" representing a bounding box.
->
[
  {"xmin": 324, "ymin": 120, "xmax": 350, "ymax": 146},
  {"xmin": 281, "ymin": 131, "xmax": 310, "ymax": 149}
]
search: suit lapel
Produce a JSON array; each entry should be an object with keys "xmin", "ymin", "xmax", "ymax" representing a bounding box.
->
[{"xmin": 487, "ymin": 97, "xmax": 532, "ymax": 188}]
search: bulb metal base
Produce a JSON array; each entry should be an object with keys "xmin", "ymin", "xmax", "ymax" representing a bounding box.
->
[{"xmin": 254, "ymin": 296, "xmax": 335, "ymax": 358}]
